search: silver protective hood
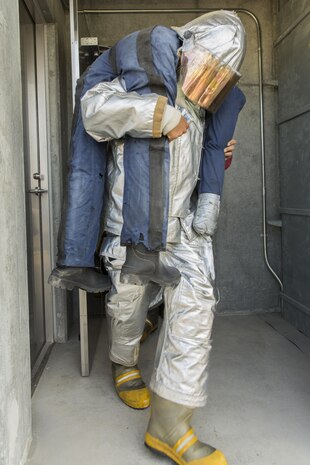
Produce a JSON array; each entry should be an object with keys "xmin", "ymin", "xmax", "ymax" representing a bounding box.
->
[
  {"xmin": 173, "ymin": 10, "xmax": 246, "ymax": 70},
  {"xmin": 172, "ymin": 10, "xmax": 246, "ymax": 112}
]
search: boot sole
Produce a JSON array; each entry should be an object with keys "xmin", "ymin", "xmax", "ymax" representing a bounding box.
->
[
  {"xmin": 145, "ymin": 434, "xmax": 227, "ymax": 465},
  {"xmin": 120, "ymin": 273, "xmax": 180, "ymax": 287},
  {"xmin": 144, "ymin": 433, "xmax": 186, "ymax": 465},
  {"xmin": 48, "ymin": 274, "xmax": 111, "ymax": 293}
]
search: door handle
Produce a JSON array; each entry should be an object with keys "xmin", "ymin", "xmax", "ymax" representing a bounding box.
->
[
  {"xmin": 33, "ymin": 172, "xmax": 44, "ymax": 180},
  {"xmin": 27, "ymin": 187, "xmax": 48, "ymax": 195}
]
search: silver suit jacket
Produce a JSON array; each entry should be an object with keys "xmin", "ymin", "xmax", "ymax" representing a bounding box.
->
[{"xmin": 81, "ymin": 78, "xmax": 206, "ymax": 243}]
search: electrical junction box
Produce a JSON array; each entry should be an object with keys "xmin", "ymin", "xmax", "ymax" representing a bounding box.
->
[{"xmin": 81, "ymin": 37, "xmax": 98, "ymax": 46}]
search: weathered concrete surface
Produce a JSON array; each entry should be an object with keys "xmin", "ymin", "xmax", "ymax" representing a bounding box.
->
[
  {"xmin": 0, "ymin": 1, "xmax": 32, "ymax": 464},
  {"xmin": 78, "ymin": 0, "xmax": 281, "ymax": 313}
]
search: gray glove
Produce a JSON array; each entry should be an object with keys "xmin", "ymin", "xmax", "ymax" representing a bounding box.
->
[{"xmin": 192, "ymin": 193, "xmax": 221, "ymax": 236}]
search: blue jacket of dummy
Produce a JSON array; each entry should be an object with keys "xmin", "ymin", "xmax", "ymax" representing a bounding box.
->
[{"xmin": 58, "ymin": 26, "xmax": 245, "ymax": 267}]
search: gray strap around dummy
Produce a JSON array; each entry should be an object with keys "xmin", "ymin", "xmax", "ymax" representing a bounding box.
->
[{"xmin": 109, "ymin": 27, "xmax": 169, "ymax": 251}]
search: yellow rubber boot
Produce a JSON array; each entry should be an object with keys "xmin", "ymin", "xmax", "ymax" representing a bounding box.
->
[
  {"xmin": 145, "ymin": 393, "xmax": 228, "ymax": 465},
  {"xmin": 112, "ymin": 363, "xmax": 150, "ymax": 410},
  {"xmin": 141, "ymin": 317, "xmax": 158, "ymax": 343},
  {"xmin": 141, "ymin": 305, "xmax": 162, "ymax": 343}
]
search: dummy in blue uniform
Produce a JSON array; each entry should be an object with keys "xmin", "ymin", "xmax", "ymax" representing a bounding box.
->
[{"xmin": 58, "ymin": 26, "xmax": 245, "ymax": 267}]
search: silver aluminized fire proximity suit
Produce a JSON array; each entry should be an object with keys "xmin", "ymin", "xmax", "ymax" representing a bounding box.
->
[
  {"xmin": 80, "ymin": 14, "xmax": 246, "ymax": 408},
  {"xmin": 82, "ymin": 82, "xmax": 245, "ymax": 408}
]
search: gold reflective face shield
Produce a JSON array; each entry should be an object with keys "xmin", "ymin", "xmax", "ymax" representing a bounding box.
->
[{"xmin": 179, "ymin": 45, "xmax": 241, "ymax": 113}]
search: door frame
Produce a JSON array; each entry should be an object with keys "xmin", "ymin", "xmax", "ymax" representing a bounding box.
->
[
  {"xmin": 32, "ymin": 22, "xmax": 55, "ymax": 378},
  {"xmin": 20, "ymin": 0, "xmax": 55, "ymax": 380}
]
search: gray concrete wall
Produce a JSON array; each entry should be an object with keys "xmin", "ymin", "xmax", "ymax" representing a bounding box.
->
[
  {"xmin": 0, "ymin": 0, "xmax": 71, "ymax": 462},
  {"xmin": 78, "ymin": 0, "xmax": 281, "ymax": 313},
  {"xmin": 0, "ymin": 1, "xmax": 32, "ymax": 464},
  {"xmin": 275, "ymin": 1, "xmax": 310, "ymax": 335}
]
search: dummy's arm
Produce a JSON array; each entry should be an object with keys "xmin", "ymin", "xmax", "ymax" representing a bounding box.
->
[
  {"xmin": 81, "ymin": 77, "xmax": 181, "ymax": 142},
  {"xmin": 193, "ymin": 86, "xmax": 246, "ymax": 236}
]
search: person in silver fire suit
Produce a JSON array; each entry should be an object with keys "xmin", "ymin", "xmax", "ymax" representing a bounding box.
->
[{"xmin": 80, "ymin": 10, "xmax": 246, "ymax": 465}]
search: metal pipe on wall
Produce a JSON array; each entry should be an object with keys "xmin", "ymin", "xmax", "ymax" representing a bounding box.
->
[
  {"xmin": 69, "ymin": 0, "xmax": 80, "ymax": 109},
  {"xmin": 69, "ymin": 5, "xmax": 283, "ymax": 291}
]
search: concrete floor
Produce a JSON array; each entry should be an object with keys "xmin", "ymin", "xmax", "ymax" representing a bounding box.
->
[{"xmin": 27, "ymin": 313, "xmax": 310, "ymax": 465}]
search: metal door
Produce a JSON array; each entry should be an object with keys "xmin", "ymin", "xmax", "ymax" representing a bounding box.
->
[{"xmin": 19, "ymin": 0, "xmax": 53, "ymax": 376}]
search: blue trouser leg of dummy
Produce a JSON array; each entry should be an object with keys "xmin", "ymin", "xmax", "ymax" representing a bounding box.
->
[
  {"xmin": 57, "ymin": 116, "xmax": 108, "ymax": 267},
  {"xmin": 57, "ymin": 50, "xmax": 116, "ymax": 267}
]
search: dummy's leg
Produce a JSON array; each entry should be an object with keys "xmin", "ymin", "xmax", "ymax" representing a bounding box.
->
[
  {"xmin": 103, "ymin": 237, "xmax": 160, "ymax": 409},
  {"xmin": 145, "ymin": 232, "xmax": 227, "ymax": 464},
  {"xmin": 48, "ymin": 132, "xmax": 111, "ymax": 293},
  {"xmin": 48, "ymin": 53, "xmax": 117, "ymax": 294},
  {"xmin": 120, "ymin": 244, "xmax": 180, "ymax": 287}
]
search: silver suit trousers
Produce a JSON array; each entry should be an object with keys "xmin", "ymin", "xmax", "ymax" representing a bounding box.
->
[{"xmin": 102, "ymin": 230, "xmax": 217, "ymax": 408}]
